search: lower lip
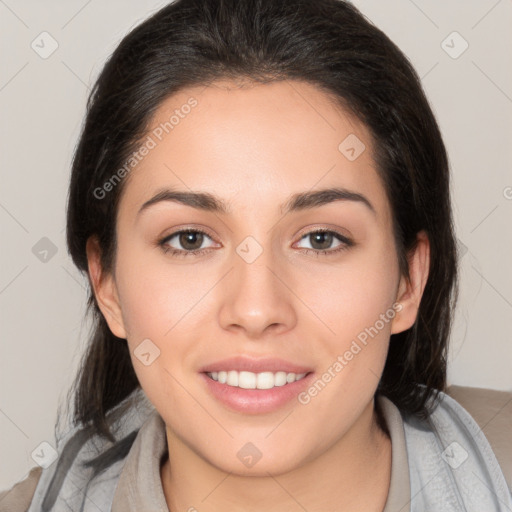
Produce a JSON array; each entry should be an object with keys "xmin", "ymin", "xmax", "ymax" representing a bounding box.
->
[{"xmin": 199, "ymin": 372, "xmax": 315, "ymax": 414}]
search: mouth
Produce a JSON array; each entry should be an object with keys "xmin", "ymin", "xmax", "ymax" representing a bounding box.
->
[
  {"xmin": 198, "ymin": 355, "xmax": 315, "ymax": 414},
  {"xmin": 199, "ymin": 368, "xmax": 315, "ymax": 414},
  {"xmin": 205, "ymin": 370, "xmax": 310, "ymax": 390}
]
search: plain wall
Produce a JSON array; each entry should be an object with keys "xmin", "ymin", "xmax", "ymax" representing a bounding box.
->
[{"xmin": 1, "ymin": 0, "xmax": 511, "ymax": 491}]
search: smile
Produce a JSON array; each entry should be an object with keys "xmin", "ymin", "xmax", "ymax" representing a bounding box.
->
[{"xmin": 206, "ymin": 370, "xmax": 308, "ymax": 389}]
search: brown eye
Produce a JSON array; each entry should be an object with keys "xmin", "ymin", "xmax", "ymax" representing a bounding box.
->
[
  {"xmin": 158, "ymin": 229, "xmax": 216, "ymax": 257},
  {"xmin": 295, "ymin": 229, "xmax": 353, "ymax": 255},
  {"xmin": 176, "ymin": 231, "xmax": 205, "ymax": 251},
  {"xmin": 308, "ymin": 231, "xmax": 335, "ymax": 251}
]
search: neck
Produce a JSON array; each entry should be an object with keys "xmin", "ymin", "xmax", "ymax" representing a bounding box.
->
[{"xmin": 160, "ymin": 397, "xmax": 392, "ymax": 512}]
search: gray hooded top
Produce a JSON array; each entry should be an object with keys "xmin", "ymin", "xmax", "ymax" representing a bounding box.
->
[{"xmin": 24, "ymin": 387, "xmax": 512, "ymax": 512}]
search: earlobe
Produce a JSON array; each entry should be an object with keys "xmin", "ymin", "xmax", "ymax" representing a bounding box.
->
[
  {"xmin": 390, "ymin": 230, "xmax": 430, "ymax": 335},
  {"xmin": 85, "ymin": 236, "xmax": 127, "ymax": 339}
]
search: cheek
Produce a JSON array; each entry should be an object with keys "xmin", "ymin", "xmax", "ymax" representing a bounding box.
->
[
  {"xmin": 113, "ymin": 243, "xmax": 189, "ymax": 338},
  {"xmin": 113, "ymin": 249, "xmax": 211, "ymax": 381},
  {"xmin": 300, "ymin": 244, "xmax": 398, "ymax": 339},
  {"xmin": 113, "ymin": 256, "xmax": 189, "ymax": 406},
  {"xmin": 300, "ymin": 247, "xmax": 399, "ymax": 399}
]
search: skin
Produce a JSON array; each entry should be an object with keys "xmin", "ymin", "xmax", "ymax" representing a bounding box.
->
[{"xmin": 87, "ymin": 79, "xmax": 430, "ymax": 512}]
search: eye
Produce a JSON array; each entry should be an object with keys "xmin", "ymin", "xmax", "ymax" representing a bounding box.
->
[
  {"xmin": 294, "ymin": 229, "xmax": 354, "ymax": 256},
  {"xmin": 157, "ymin": 227, "xmax": 354, "ymax": 258},
  {"xmin": 158, "ymin": 228, "xmax": 217, "ymax": 257}
]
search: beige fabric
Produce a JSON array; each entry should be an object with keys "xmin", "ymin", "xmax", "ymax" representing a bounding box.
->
[
  {"xmin": 378, "ymin": 395, "xmax": 411, "ymax": 512},
  {"xmin": 446, "ymin": 384, "xmax": 512, "ymax": 492},
  {"xmin": 1, "ymin": 385, "xmax": 510, "ymax": 511},
  {"xmin": 0, "ymin": 466, "xmax": 42, "ymax": 512}
]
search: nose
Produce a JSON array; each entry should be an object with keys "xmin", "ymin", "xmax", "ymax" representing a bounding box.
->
[{"xmin": 217, "ymin": 244, "xmax": 298, "ymax": 339}]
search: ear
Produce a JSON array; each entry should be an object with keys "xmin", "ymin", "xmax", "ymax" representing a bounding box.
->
[
  {"xmin": 390, "ymin": 230, "xmax": 430, "ymax": 335},
  {"xmin": 86, "ymin": 235, "xmax": 127, "ymax": 339}
]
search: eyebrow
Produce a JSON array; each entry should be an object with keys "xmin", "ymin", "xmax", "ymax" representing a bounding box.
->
[{"xmin": 136, "ymin": 186, "xmax": 376, "ymax": 218}]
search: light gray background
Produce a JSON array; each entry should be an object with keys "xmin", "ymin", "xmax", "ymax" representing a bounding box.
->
[{"xmin": 1, "ymin": 0, "xmax": 511, "ymax": 491}]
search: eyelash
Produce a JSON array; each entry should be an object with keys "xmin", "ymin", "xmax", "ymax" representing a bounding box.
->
[{"xmin": 157, "ymin": 228, "xmax": 354, "ymax": 258}]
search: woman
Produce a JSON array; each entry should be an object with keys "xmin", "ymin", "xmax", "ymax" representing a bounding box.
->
[{"xmin": 3, "ymin": 0, "xmax": 511, "ymax": 510}]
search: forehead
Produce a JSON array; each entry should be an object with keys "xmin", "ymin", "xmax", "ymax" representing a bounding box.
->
[{"xmin": 118, "ymin": 79, "xmax": 391, "ymax": 226}]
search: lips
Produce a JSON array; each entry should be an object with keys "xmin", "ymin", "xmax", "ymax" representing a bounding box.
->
[
  {"xmin": 198, "ymin": 355, "xmax": 314, "ymax": 375},
  {"xmin": 199, "ymin": 370, "xmax": 316, "ymax": 414}
]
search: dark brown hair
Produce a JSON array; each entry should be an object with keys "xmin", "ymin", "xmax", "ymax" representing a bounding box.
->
[{"xmin": 65, "ymin": 0, "xmax": 459, "ymax": 443}]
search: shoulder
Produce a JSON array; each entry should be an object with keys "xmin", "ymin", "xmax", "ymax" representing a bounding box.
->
[
  {"xmin": 445, "ymin": 384, "xmax": 512, "ymax": 492},
  {"xmin": 0, "ymin": 466, "xmax": 43, "ymax": 512}
]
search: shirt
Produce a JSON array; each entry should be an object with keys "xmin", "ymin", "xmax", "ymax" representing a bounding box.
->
[
  {"xmin": 25, "ymin": 387, "xmax": 512, "ymax": 512},
  {"xmin": 110, "ymin": 394, "xmax": 411, "ymax": 511}
]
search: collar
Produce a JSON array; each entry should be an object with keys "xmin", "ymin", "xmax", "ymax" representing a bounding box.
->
[
  {"xmin": 378, "ymin": 394, "xmax": 411, "ymax": 512},
  {"xmin": 111, "ymin": 409, "xmax": 169, "ymax": 511},
  {"xmin": 111, "ymin": 394, "xmax": 411, "ymax": 512}
]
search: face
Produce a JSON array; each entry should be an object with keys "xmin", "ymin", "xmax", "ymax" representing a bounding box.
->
[{"xmin": 88, "ymin": 79, "xmax": 429, "ymax": 476}]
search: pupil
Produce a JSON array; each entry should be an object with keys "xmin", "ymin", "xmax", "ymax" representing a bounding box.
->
[
  {"xmin": 181, "ymin": 232, "xmax": 203, "ymax": 250},
  {"xmin": 312, "ymin": 232, "xmax": 332, "ymax": 250}
]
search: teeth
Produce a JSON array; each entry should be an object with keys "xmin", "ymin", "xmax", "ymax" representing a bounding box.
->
[{"xmin": 207, "ymin": 370, "xmax": 307, "ymax": 389}]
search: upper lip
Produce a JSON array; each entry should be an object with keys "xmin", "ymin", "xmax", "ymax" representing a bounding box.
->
[{"xmin": 199, "ymin": 356, "xmax": 314, "ymax": 374}]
